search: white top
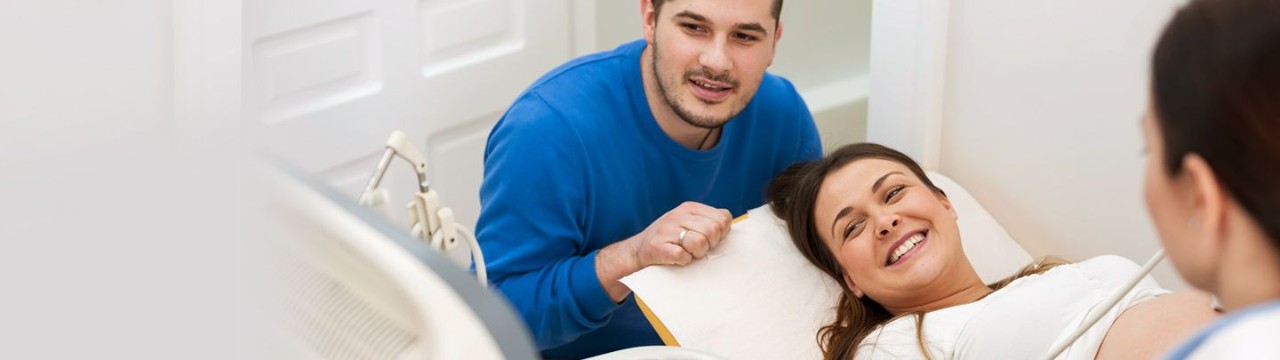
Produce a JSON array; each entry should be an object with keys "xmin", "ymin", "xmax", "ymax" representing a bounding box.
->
[{"xmin": 854, "ymin": 255, "xmax": 1170, "ymax": 360}]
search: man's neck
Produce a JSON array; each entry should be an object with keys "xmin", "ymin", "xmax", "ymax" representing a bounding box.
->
[{"xmin": 640, "ymin": 45, "xmax": 717, "ymax": 150}]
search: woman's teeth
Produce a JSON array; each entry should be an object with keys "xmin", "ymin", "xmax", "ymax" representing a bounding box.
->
[{"xmin": 888, "ymin": 233, "xmax": 926, "ymax": 265}]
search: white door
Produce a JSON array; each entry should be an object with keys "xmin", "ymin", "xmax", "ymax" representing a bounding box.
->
[{"xmin": 242, "ymin": 0, "xmax": 573, "ymax": 233}]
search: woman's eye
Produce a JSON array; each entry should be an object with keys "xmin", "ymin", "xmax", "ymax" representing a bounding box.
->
[
  {"xmin": 843, "ymin": 220, "xmax": 863, "ymax": 240},
  {"xmin": 885, "ymin": 185, "xmax": 905, "ymax": 202}
]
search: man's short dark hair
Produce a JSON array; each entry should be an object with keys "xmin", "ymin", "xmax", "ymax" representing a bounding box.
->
[{"xmin": 651, "ymin": 0, "xmax": 784, "ymax": 21}]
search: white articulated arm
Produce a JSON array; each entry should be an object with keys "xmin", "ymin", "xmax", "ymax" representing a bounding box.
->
[
  {"xmin": 431, "ymin": 208, "xmax": 487, "ymax": 287},
  {"xmin": 360, "ymin": 130, "xmax": 488, "ymax": 286},
  {"xmin": 383, "ymin": 131, "xmax": 428, "ymax": 177},
  {"xmin": 408, "ymin": 191, "xmax": 442, "ymax": 243}
]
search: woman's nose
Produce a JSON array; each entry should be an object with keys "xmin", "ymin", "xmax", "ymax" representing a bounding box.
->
[{"xmin": 876, "ymin": 216, "xmax": 900, "ymax": 238}]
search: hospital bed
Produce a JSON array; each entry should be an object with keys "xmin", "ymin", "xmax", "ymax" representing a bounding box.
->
[
  {"xmin": 252, "ymin": 161, "xmax": 1040, "ymax": 359},
  {"xmin": 253, "ymin": 140, "xmax": 1149, "ymax": 359},
  {"xmin": 247, "ymin": 160, "xmax": 538, "ymax": 359}
]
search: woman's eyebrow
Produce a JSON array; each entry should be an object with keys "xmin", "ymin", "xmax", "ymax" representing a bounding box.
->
[
  {"xmin": 871, "ymin": 171, "xmax": 904, "ymax": 194},
  {"xmin": 830, "ymin": 206, "xmax": 853, "ymax": 240}
]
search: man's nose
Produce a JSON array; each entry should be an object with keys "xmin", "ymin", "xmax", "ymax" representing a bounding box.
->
[{"xmin": 698, "ymin": 38, "xmax": 733, "ymax": 75}]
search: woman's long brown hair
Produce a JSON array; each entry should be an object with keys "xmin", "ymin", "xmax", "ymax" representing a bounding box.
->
[{"xmin": 767, "ymin": 143, "xmax": 1065, "ymax": 359}]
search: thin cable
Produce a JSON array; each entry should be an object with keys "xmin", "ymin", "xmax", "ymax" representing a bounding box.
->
[{"xmin": 696, "ymin": 127, "xmax": 716, "ymax": 150}]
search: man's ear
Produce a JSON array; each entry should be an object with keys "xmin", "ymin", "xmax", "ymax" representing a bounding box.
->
[
  {"xmin": 1183, "ymin": 154, "xmax": 1228, "ymax": 251},
  {"xmin": 641, "ymin": 0, "xmax": 657, "ymax": 44},
  {"xmin": 843, "ymin": 272, "xmax": 864, "ymax": 298},
  {"xmin": 768, "ymin": 20, "xmax": 783, "ymax": 67},
  {"xmin": 774, "ymin": 20, "xmax": 784, "ymax": 44}
]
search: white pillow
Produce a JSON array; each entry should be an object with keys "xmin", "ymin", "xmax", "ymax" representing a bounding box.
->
[
  {"xmin": 929, "ymin": 172, "xmax": 1035, "ymax": 283},
  {"xmin": 620, "ymin": 172, "xmax": 1031, "ymax": 359}
]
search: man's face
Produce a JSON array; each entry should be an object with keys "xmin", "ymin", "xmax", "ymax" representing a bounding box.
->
[{"xmin": 644, "ymin": 0, "xmax": 781, "ymax": 128}]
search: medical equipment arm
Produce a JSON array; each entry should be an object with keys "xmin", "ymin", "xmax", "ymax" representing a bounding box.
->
[{"xmin": 359, "ymin": 130, "xmax": 487, "ymax": 286}]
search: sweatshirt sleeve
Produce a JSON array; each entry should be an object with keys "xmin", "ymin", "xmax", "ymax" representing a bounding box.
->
[
  {"xmin": 475, "ymin": 93, "xmax": 619, "ymax": 350},
  {"xmin": 794, "ymin": 98, "xmax": 823, "ymax": 162}
]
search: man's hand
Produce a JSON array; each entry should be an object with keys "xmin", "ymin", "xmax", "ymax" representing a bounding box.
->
[{"xmin": 596, "ymin": 202, "xmax": 733, "ymax": 302}]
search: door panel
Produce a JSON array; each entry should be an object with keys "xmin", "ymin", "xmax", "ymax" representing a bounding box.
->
[
  {"xmin": 245, "ymin": 0, "xmax": 572, "ymax": 233},
  {"xmin": 426, "ymin": 112, "xmax": 501, "ymax": 231},
  {"xmin": 252, "ymin": 12, "xmax": 381, "ymax": 125}
]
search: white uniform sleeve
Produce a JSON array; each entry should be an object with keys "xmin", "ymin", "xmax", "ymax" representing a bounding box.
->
[{"xmin": 1189, "ymin": 310, "xmax": 1280, "ymax": 359}]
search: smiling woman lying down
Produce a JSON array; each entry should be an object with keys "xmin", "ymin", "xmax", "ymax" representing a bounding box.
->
[{"xmin": 766, "ymin": 143, "xmax": 1217, "ymax": 360}]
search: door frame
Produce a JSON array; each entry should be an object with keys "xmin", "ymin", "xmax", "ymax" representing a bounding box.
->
[
  {"xmin": 172, "ymin": 0, "xmax": 243, "ymax": 148},
  {"xmin": 866, "ymin": 0, "xmax": 950, "ymax": 170}
]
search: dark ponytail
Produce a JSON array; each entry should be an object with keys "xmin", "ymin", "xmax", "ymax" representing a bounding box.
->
[{"xmin": 1152, "ymin": 0, "xmax": 1280, "ymax": 249}]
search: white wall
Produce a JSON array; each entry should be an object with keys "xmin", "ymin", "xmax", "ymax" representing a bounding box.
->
[
  {"xmin": 935, "ymin": 0, "xmax": 1189, "ymax": 288},
  {"xmin": 1, "ymin": 2, "xmax": 173, "ymax": 142},
  {"xmin": 0, "ymin": 1, "xmax": 248, "ymax": 357},
  {"xmin": 591, "ymin": 0, "xmax": 872, "ymax": 153}
]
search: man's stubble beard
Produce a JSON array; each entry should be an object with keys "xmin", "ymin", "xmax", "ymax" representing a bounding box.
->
[{"xmin": 650, "ymin": 39, "xmax": 748, "ymax": 129}]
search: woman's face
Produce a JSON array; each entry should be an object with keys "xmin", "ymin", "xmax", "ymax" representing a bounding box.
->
[
  {"xmin": 812, "ymin": 158, "xmax": 964, "ymax": 307},
  {"xmin": 1142, "ymin": 110, "xmax": 1213, "ymax": 289}
]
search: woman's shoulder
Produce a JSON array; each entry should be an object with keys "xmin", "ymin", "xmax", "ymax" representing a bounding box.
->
[
  {"xmin": 1034, "ymin": 255, "xmax": 1138, "ymax": 275},
  {"xmin": 1008, "ymin": 255, "xmax": 1142, "ymax": 285},
  {"xmin": 1078, "ymin": 254, "xmax": 1142, "ymax": 271}
]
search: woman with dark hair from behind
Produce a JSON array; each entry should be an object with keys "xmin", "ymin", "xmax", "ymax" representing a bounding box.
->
[
  {"xmin": 1142, "ymin": 0, "xmax": 1280, "ymax": 357},
  {"xmin": 767, "ymin": 143, "xmax": 1216, "ymax": 359}
]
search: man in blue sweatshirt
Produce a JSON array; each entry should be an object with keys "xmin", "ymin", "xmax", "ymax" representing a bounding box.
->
[{"xmin": 476, "ymin": 0, "xmax": 819, "ymax": 357}]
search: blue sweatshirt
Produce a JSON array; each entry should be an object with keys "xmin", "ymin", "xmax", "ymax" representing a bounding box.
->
[{"xmin": 477, "ymin": 39, "xmax": 821, "ymax": 359}]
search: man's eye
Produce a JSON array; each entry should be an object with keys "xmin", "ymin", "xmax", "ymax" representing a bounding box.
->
[
  {"xmin": 733, "ymin": 33, "xmax": 759, "ymax": 42},
  {"xmin": 681, "ymin": 23, "xmax": 705, "ymax": 32}
]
